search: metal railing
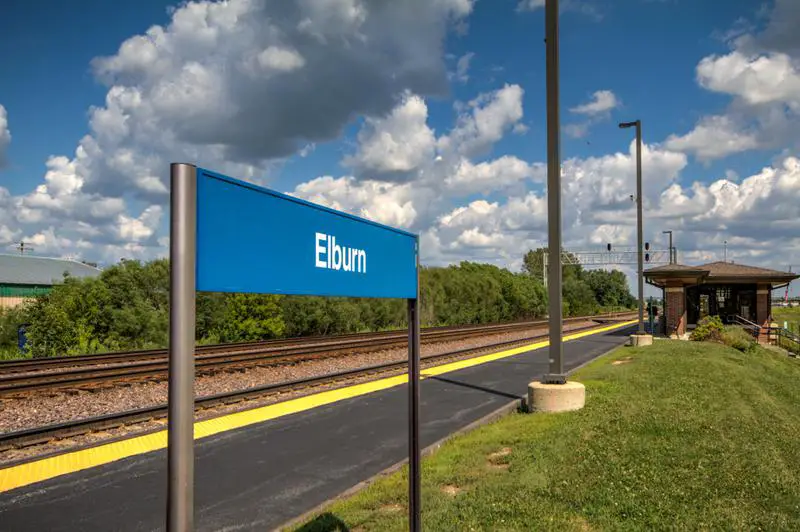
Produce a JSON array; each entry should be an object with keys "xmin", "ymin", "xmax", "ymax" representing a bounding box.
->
[
  {"xmin": 732, "ymin": 315, "xmax": 800, "ymax": 356},
  {"xmin": 732, "ymin": 315, "xmax": 761, "ymax": 339},
  {"xmin": 769, "ymin": 326, "xmax": 800, "ymax": 357}
]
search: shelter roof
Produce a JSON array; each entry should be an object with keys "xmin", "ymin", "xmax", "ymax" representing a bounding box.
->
[{"xmin": 644, "ymin": 260, "xmax": 798, "ymax": 288}]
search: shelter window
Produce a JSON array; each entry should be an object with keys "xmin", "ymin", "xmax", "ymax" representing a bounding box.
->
[{"xmin": 716, "ymin": 288, "xmax": 731, "ymax": 304}]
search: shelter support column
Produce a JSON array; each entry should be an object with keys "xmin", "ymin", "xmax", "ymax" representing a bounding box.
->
[
  {"xmin": 665, "ymin": 286, "xmax": 686, "ymax": 338},
  {"xmin": 756, "ymin": 285, "xmax": 771, "ymax": 343}
]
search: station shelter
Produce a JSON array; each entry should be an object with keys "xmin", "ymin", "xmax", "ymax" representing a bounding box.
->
[{"xmin": 644, "ymin": 261, "xmax": 798, "ymax": 340}]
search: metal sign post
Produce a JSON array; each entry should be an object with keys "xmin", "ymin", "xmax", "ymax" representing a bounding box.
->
[
  {"xmin": 168, "ymin": 163, "xmax": 197, "ymax": 532},
  {"xmin": 168, "ymin": 165, "xmax": 420, "ymax": 531},
  {"xmin": 407, "ymin": 249, "xmax": 421, "ymax": 531}
]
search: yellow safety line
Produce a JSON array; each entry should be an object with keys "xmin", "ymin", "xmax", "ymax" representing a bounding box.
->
[{"xmin": 0, "ymin": 319, "xmax": 635, "ymax": 493}]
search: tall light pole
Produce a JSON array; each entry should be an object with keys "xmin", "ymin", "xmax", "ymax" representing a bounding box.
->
[
  {"xmin": 619, "ymin": 120, "xmax": 645, "ymax": 335},
  {"xmin": 543, "ymin": 0, "xmax": 564, "ymax": 384},
  {"xmin": 723, "ymin": 240, "xmax": 728, "ymax": 263},
  {"xmin": 662, "ymin": 230, "xmax": 673, "ymax": 264}
]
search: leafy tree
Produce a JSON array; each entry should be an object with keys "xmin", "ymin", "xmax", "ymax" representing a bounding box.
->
[
  {"xmin": 0, "ymin": 306, "xmax": 27, "ymax": 352},
  {"xmin": 216, "ymin": 293, "xmax": 284, "ymax": 342},
  {"xmin": 522, "ymin": 247, "xmax": 582, "ymax": 283},
  {"xmin": 0, "ymin": 253, "xmax": 633, "ymax": 358}
]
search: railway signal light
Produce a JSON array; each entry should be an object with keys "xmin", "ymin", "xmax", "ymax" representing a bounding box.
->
[
  {"xmin": 645, "ymin": 241, "xmax": 650, "ymax": 251},
  {"xmin": 607, "ymin": 243, "xmax": 612, "ymax": 251}
]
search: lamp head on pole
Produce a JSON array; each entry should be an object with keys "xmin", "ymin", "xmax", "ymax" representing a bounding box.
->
[{"xmin": 618, "ymin": 120, "xmax": 639, "ymax": 129}]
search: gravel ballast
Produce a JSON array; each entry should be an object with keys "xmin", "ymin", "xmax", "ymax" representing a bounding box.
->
[{"xmin": 0, "ymin": 321, "xmax": 599, "ymax": 463}]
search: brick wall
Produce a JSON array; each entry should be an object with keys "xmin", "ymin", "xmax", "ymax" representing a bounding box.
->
[
  {"xmin": 756, "ymin": 286, "xmax": 771, "ymax": 343},
  {"xmin": 665, "ymin": 287, "xmax": 686, "ymax": 337}
]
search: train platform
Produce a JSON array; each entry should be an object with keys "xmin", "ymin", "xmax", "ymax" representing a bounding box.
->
[{"xmin": 0, "ymin": 321, "xmax": 635, "ymax": 531}]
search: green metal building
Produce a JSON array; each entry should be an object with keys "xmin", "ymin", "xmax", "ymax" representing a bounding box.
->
[{"xmin": 0, "ymin": 254, "xmax": 101, "ymax": 309}]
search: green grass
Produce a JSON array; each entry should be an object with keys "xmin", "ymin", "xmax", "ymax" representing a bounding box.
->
[
  {"xmin": 0, "ymin": 347, "xmax": 28, "ymax": 361},
  {"xmin": 773, "ymin": 307, "xmax": 800, "ymax": 355},
  {"xmin": 774, "ymin": 306, "xmax": 800, "ymax": 330},
  {"xmin": 294, "ymin": 341, "xmax": 800, "ymax": 531}
]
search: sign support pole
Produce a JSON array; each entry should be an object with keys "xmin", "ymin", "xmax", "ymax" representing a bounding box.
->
[
  {"xmin": 408, "ymin": 240, "xmax": 421, "ymax": 531},
  {"xmin": 169, "ymin": 162, "xmax": 197, "ymax": 532}
]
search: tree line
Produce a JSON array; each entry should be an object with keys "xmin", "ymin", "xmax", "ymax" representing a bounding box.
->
[{"xmin": 0, "ymin": 250, "xmax": 635, "ymax": 358}]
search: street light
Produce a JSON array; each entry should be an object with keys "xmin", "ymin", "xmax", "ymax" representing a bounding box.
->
[
  {"xmin": 662, "ymin": 230, "xmax": 673, "ymax": 264},
  {"xmin": 619, "ymin": 120, "xmax": 645, "ymax": 335}
]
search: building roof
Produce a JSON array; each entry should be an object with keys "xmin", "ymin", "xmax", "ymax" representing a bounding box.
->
[
  {"xmin": 0, "ymin": 254, "xmax": 101, "ymax": 286},
  {"xmin": 644, "ymin": 263, "xmax": 707, "ymax": 274},
  {"xmin": 698, "ymin": 261, "xmax": 795, "ymax": 278},
  {"xmin": 644, "ymin": 260, "xmax": 798, "ymax": 288}
]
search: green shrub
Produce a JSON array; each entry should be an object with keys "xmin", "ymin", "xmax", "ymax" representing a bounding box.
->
[
  {"xmin": 690, "ymin": 315, "xmax": 724, "ymax": 342},
  {"xmin": 0, "ymin": 306, "xmax": 27, "ymax": 350},
  {"xmin": 721, "ymin": 325, "xmax": 757, "ymax": 352}
]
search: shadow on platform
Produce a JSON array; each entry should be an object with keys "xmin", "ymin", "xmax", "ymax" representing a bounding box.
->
[
  {"xmin": 606, "ymin": 325, "xmax": 638, "ymax": 337},
  {"xmin": 429, "ymin": 375, "xmax": 522, "ymax": 401}
]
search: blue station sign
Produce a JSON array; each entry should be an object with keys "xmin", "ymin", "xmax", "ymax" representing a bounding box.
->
[{"xmin": 195, "ymin": 168, "xmax": 418, "ymax": 299}]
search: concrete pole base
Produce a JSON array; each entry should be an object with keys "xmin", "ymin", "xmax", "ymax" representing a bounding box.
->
[
  {"xmin": 629, "ymin": 333, "xmax": 653, "ymax": 347},
  {"xmin": 527, "ymin": 381, "xmax": 586, "ymax": 413}
]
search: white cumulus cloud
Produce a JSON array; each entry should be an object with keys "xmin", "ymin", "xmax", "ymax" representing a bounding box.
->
[
  {"xmin": 697, "ymin": 51, "xmax": 800, "ymax": 109},
  {"xmin": 344, "ymin": 93, "xmax": 436, "ymax": 178},
  {"xmin": 665, "ymin": 115, "xmax": 760, "ymax": 161},
  {"xmin": 438, "ymin": 84, "xmax": 525, "ymax": 157},
  {"xmin": 569, "ymin": 90, "xmax": 619, "ymax": 116},
  {"xmin": 257, "ymin": 46, "xmax": 306, "ymax": 72},
  {"xmin": 293, "ymin": 176, "xmax": 419, "ymax": 229}
]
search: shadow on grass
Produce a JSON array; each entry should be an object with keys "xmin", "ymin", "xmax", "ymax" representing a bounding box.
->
[{"xmin": 294, "ymin": 512, "xmax": 352, "ymax": 532}]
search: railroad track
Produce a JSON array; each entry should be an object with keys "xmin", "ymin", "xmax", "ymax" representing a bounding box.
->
[
  {"xmin": 0, "ymin": 312, "xmax": 637, "ymax": 397},
  {"xmin": 0, "ymin": 320, "xmax": 636, "ymax": 455}
]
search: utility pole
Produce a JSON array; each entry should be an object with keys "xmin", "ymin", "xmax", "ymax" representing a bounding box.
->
[
  {"xmin": 619, "ymin": 120, "xmax": 645, "ymax": 336},
  {"xmin": 724, "ymin": 240, "xmax": 728, "ymax": 263},
  {"xmin": 662, "ymin": 230, "xmax": 673, "ymax": 264},
  {"xmin": 543, "ymin": 0, "xmax": 564, "ymax": 384},
  {"xmin": 526, "ymin": 0, "xmax": 586, "ymax": 415}
]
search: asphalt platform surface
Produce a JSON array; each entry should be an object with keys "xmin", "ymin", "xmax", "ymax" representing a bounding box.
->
[{"xmin": 0, "ymin": 324, "xmax": 634, "ymax": 531}]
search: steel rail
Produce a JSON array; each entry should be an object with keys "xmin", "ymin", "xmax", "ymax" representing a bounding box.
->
[
  {"xmin": 0, "ymin": 313, "xmax": 637, "ymax": 396},
  {"xmin": 0, "ymin": 312, "xmax": 635, "ymax": 373},
  {"xmin": 2, "ymin": 319, "xmax": 572, "ymax": 372},
  {"xmin": 0, "ymin": 320, "xmax": 635, "ymax": 454}
]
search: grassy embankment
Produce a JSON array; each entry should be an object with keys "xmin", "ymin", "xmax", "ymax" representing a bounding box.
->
[
  {"xmin": 772, "ymin": 307, "xmax": 800, "ymax": 355},
  {"xmin": 295, "ymin": 340, "xmax": 800, "ymax": 531},
  {"xmin": 773, "ymin": 306, "xmax": 800, "ymax": 330}
]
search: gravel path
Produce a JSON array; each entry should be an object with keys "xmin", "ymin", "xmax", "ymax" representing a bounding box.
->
[{"xmin": 0, "ymin": 321, "xmax": 597, "ymax": 463}]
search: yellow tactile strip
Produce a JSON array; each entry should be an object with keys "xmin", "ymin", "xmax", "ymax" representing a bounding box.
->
[{"xmin": 0, "ymin": 320, "xmax": 636, "ymax": 493}]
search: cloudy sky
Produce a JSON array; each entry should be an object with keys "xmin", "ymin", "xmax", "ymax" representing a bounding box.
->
[{"xmin": 1, "ymin": 0, "xmax": 799, "ymax": 295}]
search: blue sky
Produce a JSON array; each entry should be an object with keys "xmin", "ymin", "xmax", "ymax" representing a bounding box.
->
[
  {"xmin": 0, "ymin": 0, "xmax": 798, "ymax": 295},
  {"xmin": 0, "ymin": 0, "xmax": 765, "ymax": 190}
]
